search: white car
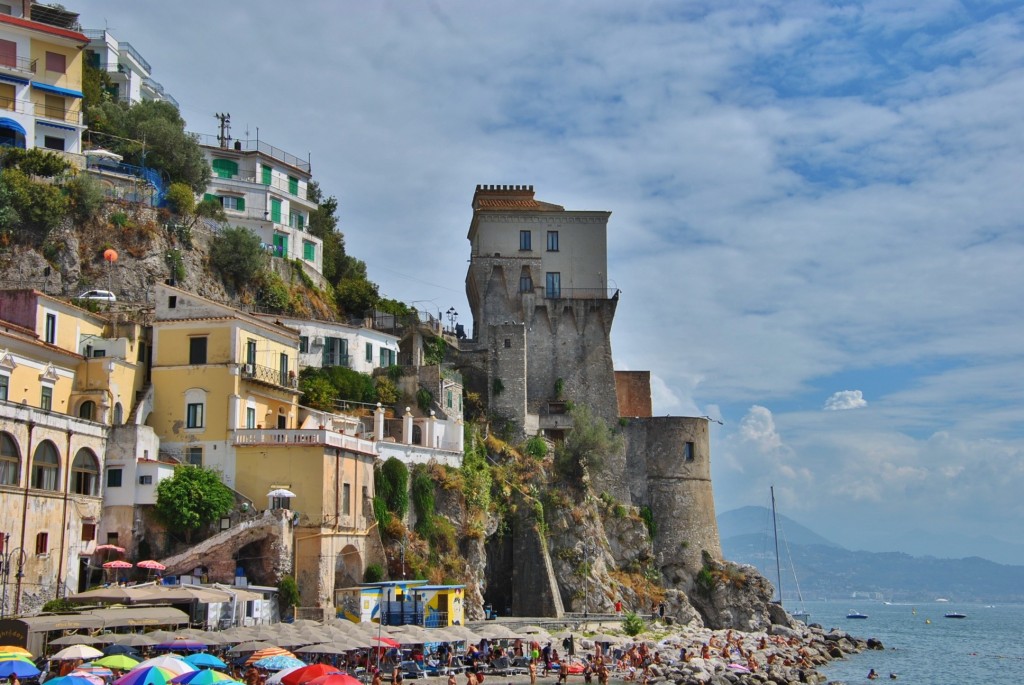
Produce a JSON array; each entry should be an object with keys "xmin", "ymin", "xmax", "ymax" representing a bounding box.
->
[{"xmin": 78, "ymin": 289, "xmax": 117, "ymax": 303}]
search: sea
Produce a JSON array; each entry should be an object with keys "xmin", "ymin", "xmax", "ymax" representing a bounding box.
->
[{"xmin": 802, "ymin": 600, "xmax": 1024, "ymax": 684}]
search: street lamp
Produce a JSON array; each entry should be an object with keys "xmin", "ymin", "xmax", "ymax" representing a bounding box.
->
[
  {"xmin": 0, "ymin": 533, "xmax": 27, "ymax": 619},
  {"xmin": 446, "ymin": 307, "xmax": 458, "ymax": 333}
]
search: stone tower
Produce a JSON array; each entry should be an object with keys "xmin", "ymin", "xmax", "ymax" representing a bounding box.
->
[{"xmin": 462, "ymin": 184, "xmax": 721, "ymax": 583}]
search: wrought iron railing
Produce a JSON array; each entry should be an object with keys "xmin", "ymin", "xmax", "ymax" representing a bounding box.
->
[
  {"xmin": 544, "ymin": 287, "xmax": 620, "ymax": 300},
  {"xmin": 0, "ymin": 55, "xmax": 37, "ymax": 75},
  {"xmin": 240, "ymin": 362, "xmax": 297, "ymax": 390},
  {"xmin": 193, "ymin": 133, "xmax": 311, "ymax": 173}
]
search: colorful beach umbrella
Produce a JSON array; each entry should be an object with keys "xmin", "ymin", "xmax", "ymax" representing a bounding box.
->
[
  {"xmin": 0, "ymin": 660, "xmax": 41, "ymax": 678},
  {"xmin": 251, "ymin": 656, "xmax": 305, "ymax": 671},
  {"xmin": 170, "ymin": 670, "xmax": 238, "ymax": 685},
  {"xmin": 181, "ymin": 654, "xmax": 226, "ymax": 670},
  {"xmin": 0, "ymin": 647, "xmax": 30, "ymax": 656},
  {"xmin": 114, "ymin": 666, "xmax": 175, "ymax": 685},
  {"xmin": 279, "ymin": 664, "xmax": 340, "ymax": 685},
  {"xmin": 94, "ymin": 655, "xmax": 141, "ymax": 670},
  {"xmin": 75, "ymin": 666, "xmax": 114, "ymax": 679},
  {"xmin": 68, "ymin": 671, "xmax": 108, "ymax": 685},
  {"xmin": 305, "ymin": 675, "xmax": 361, "ymax": 685},
  {"xmin": 48, "ymin": 676, "xmax": 104, "ymax": 685},
  {"xmin": 136, "ymin": 560, "xmax": 167, "ymax": 571},
  {"xmin": 133, "ymin": 657, "xmax": 196, "ymax": 677},
  {"xmin": 244, "ymin": 648, "xmax": 294, "ymax": 665},
  {"xmin": 103, "ymin": 560, "xmax": 134, "ymax": 569}
]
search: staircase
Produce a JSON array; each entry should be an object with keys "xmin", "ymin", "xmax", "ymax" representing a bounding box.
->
[
  {"xmin": 126, "ymin": 383, "xmax": 153, "ymax": 425},
  {"xmin": 159, "ymin": 509, "xmax": 289, "ymax": 578}
]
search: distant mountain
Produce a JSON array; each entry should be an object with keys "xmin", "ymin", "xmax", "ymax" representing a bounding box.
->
[{"xmin": 717, "ymin": 507, "xmax": 1024, "ymax": 602}]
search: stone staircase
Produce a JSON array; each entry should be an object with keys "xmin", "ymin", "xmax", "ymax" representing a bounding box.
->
[
  {"xmin": 126, "ymin": 383, "xmax": 153, "ymax": 424},
  {"xmin": 160, "ymin": 508, "xmax": 290, "ymax": 581}
]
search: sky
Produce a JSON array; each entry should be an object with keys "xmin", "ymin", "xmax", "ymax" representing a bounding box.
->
[{"xmin": 62, "ymin": 1, "xmax": 1024, "ymax": 564}]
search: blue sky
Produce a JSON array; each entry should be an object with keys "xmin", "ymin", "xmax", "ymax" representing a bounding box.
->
[{"xmin": 64, "ymin": 1, "xmax": 1024, "ymax": 564}]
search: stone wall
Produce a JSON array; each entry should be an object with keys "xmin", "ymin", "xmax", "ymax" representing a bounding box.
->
[{"xmin": 615, "ymin": 371, "xmax": 653, "ymax": 417}]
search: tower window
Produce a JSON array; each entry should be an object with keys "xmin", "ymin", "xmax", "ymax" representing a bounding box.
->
[{"xmin": 520, "ymin": 230, "xmax": 532, "ymax": 251}]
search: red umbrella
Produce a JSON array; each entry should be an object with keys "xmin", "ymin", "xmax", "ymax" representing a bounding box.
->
[
  {"xmin": 305, "ymin": 676, "xmax": 361, "ymax": 685},
  {"xmin": 137, "ymin": 560, "xmax": 167, "ymax": 571},
  {"xmin": 93, "ymin": 545, "xmax": 126, "ymax": 553},
  {"xmin": 371, "ymin": 637, "xmax": 399, "ymax": 648},
  {"xmin": 280, "ymin": 665, "xmax": 340, "ymax": 685},
  {"xmin": 103, "ymin": 560, "xmax": 134, "ymax": 569}
]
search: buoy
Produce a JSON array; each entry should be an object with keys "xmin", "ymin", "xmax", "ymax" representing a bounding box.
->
[
  {"xmin": 925, "ymin": 619, "xmax": 931, "ymax": 624},
  {"xmin": 103, "ymin": 248, "xmax": 119, "ymax": 263}
]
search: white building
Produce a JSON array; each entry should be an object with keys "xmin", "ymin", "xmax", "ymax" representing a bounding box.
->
[
  {"xmin": 82, "ymin": 29, "xmax": 178, "ymax": 108},
  {"xmin": 266, "ymin": 316, "xmax": 399, "ymax": 375},
  {"xmin": 199, "ymin": 134, "xmax": 324, "ymax": 279}
]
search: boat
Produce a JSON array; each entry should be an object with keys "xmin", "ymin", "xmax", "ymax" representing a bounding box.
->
[
  {"xmin": 847, "ymin": 611, "xmax": 869, "ymax": 619},
  {"xmin": 944, "ymin": 612, "xmax": 967, "ymax": 619},
  {"xmin": 770, "ymin": 486, "xmax": 811, "ymax": 624}
]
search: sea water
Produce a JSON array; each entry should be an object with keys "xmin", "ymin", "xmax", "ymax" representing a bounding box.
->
[{"xmin": 805, "ymin": 601, "xmax": 1024, "ymax": 684}]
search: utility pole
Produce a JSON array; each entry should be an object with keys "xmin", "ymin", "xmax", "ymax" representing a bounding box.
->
[{"xmin": 215, "ymin": 112, "xmax": 231, "ymax": 148}]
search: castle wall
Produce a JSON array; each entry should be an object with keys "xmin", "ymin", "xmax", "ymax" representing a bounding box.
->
[
  {"xmin": 615, "ymin": 371, "xmax": 653, "ymax": 417},
  {"xmin": 486, "ymin": 323, "xmax": 527, "ymax": 431}
]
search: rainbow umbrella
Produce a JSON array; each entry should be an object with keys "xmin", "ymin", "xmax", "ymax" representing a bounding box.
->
[
  {"xmin": 114, "ymin": 666, "xmax": 175, "ymax": 685},
  {"xmin": 0, "ymin": 647, "xmax": 31, "ymax": 656},
  {"xmin": 47, "ymin": 676, "xmax": 101, "ymax": 685},
  {"xmin": 171, "ymin": 670, "xmax": 238, "ymax": 685},
  {"xmin": 133, "ymin": 657, "xmax": 196, "ymax": 677},
  {"xmin": 94, "ymin": 655, "xmax": 141, "ymax": 670},
  {"xmin": 68, "ymin": 672, "xmax": 107, "ymax": 685}
]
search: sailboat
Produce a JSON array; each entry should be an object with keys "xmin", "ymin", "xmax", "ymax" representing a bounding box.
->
[{"xmin": 771, "ymin": 486, "xmax": 811, "ymax": 623}]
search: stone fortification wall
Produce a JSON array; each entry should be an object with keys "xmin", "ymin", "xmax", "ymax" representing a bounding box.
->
[
  {"xmin": 486, "ymin": 323, "xmax": 527, "ymax": 429},
  {"xmin": 615, "ymin": 370, "xmax": 653, "ymax": 417},
  {"xmin": 615, "ymin": 417, "xmax": 722, "ymax": 582}
]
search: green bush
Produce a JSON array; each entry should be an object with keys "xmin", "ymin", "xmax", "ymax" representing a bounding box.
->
[
  {"xmin": 210, "ymin": 225, "xmax": 267, "ymax": 286},
  {"xmin": 524, "ymin": 436, "xmax": 548, "ymax": 460},
  {"xmin": 423, "ymin": 337, "xmax": 446, "ymax": 366},
  {"xmin": 110, "ymin": 211, "xmax": 129, "ymax": 228},
  {"xmin": 41, "ymin": 597, "xmax": 77, "ymax": 613},
  {"xmin": 167, "ymin": 249, "xmax": 186, "ymax": 282},
  {"xmin": 0, "ymin": 168, "xmax": 67, "ymax": 237},
  {"xmin": 65, "ymin": 173, "xmax": 105, "ymax": 223},
  {"xmin": 299, "ymin": 374, "xmax": 337, "ymax": 411},
  {"xmin": 639, "ymin": 505, "xmax": 657, "ymax": 539},
  {"xmin": 377, "ymin": 457, "xmax": 409, "ymax": 519},
  {"xmin": 277, "ymin": 575, "xmax": 300, "ymax": 616},
  {"xmin": 257, "ymin": 270, "xmax": 289, "ymax": 310},
  {"xmin": 1, "ymin": 147, "xmax": 70, "ymax": 177},
  {"xmin": 364, "ymin": 563, "xmax": 385, "ymax": 583},
  {"xmin": 164, "ymin": 182, "xmax": 196, "ymax": 216},
  {"xmin": 622, "ymin": 611, "xmax": 645, "ymax": 636},
  {"xmin": 411, "ymin": 466, "xmax": 436, "ymax": 536},
  {"xmin": 416, "ymin": 388, "xmax": 433, "ymax": 413},
  {"xmin": 372, "ymin": 496, "xmax": 390, "ymax": 530},
  {"xmin": 375, "ymin": 376, "xmax": 399, "ymax": 405}
]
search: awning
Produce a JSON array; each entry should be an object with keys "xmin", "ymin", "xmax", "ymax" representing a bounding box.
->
[
  {"xmin": 30, "ymin": 81, "xmax": 84, "ymax": 98},
  {"xmin": 37, "ymin": 120, "xmax": 76, "ymax": 132},
  {"xmin": 0, "ymin": 73, "xmax": 29, "ymax": 85},
  {"xmin": 0, "ymin": 117, "xmax": 26, "ymax": 136}
]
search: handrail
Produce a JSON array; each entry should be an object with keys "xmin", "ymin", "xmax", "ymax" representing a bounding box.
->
[
  {"xmin": 116, "ymin": 41, "xmax": 152, "ymax": 74},
  {"xmin": 544, "ymin": 287, "xmax": 620, "ymax": 300},
  {"xmin": 0, "ymin": 55, "xmax": 36, "ymax": 75},
  {"xmin": 193, "ymin": 133, "xmax": 310, "ymax": 173}
]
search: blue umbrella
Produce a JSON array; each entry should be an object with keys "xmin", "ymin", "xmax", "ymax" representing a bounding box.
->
[
  {"xmin": 252, "ymin": 656, "xmax": 305, "ymax": 671},
  {"xmin": 44, "ymin": 677, "xmax": 98, "ymax": 685},
  {"xmin": 182, "ymin": 654, "xmax": 227, "ymax": 670},
  {"xmin": 104, "ymin": 645, "xmax": 141, "ymax": 657},
  {"xmin": 0, "ymin": 661, "xmax": 41, "ymax": 678}
]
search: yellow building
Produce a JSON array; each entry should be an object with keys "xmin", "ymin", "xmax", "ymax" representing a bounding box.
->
[
  {"xmin": 336, "ymin": 581, "xmax": 466, "ymax": 627},
  {"xmin": 149, "ymin": 284, "xmax": 382, "ymax": 610},
  {"xmin": 0, "ymin": 1, "xmax": 88, "ymax": 152},
  {"xmin": 0, "ymin": 288, "xmax": 148, "ymax": 615}
]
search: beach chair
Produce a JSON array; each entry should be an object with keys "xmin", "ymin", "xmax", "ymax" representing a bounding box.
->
[{"xmin": 400, "ymin": 661, "xmax": 428, "ymax": 679}]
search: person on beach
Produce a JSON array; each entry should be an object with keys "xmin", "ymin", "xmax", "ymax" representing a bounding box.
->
[
  {"xmin": 614, "ymin": 599, "xmax": 622, "ymax": 615},
  {"xmin": 372, "ymin": 671, "xmax": 382, "ymax": 685},
  {"xmin": 529, "ymin": 659, "xmax": 537, "ymax": 685},
  {"xmin": 446, "ymin": 673, "xmax": 456, "ymax": 685}
]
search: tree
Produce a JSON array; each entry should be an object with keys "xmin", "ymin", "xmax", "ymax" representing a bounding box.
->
[
  {"xmin": 154, "ymin": 466, "xmax": 235, "ymax": 543},
  {"xmin": 554, "ymin": 404, "xmax": 623, "ymax": 483},
  {"xmin": 87, "ymin": 99, "xmax": 211, "ymax": 192},
  {"xmin": 335, "ymin": 277, "xmax": 379, "ymax": 318},
  {"xmin": 299, "ymin": 373, "xmax": 337, "ymax": 411},
  {"xmin": 210, "ymin": 225, "xmax": 267, "ymax": 286},
  {"xmin": 277, "ymin": 575, "xmax": 301, "ymax": 618}
]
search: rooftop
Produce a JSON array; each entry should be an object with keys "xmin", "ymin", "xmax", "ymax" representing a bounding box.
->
[{"xmin": 472, "ymin": 184, "xmax": 564, "ymax": 212}]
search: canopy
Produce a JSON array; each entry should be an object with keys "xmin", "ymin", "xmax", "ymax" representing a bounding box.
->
[
  {"xmin": 0, "ymin": 118, "xmax": 26, "ymax": 136},
  {"xmin": 266, "ymin": 489, "xmax": 296, "ymax": 498},
  {"xmin": 103, "ymin": 561, "xmax": 134, "ymax": 569},
  {"xmin": 137, "ymin": 561, "xmax": 167, "ymax": 571}
]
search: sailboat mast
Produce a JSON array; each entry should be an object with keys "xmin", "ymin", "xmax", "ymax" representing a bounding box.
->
[{"xmin": 771, "ymin": 485, "xmax": 783, "ymax": 606}]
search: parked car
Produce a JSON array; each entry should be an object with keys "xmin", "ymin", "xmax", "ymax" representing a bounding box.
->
[{"xmin": 78, "ymin": 289, "xmax": 117, "ymax": 303}]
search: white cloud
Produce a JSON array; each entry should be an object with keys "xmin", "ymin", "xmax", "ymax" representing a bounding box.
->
[
  {"xmin": 738, "ymin": 405, "xmax": 783, "ymax": 452},
  {"xmin": 824, "ymin": 390, "xmax": 867, "ymax": 411}
]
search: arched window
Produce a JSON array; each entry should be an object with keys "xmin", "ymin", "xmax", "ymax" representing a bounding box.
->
[
  {"xmin": 78, "ymin": 400, "xmax": 96, "ymax": 421},
  {"xmin": 31, "ymin": 441, "xmax": 60, "ymax": 491},
  {"xmin": 0, "ymin": 432, "xmax": 20, "ymax": 486},
  {"xmin": 72, "ymin": 448, "xmax": 99, "ymax": 496},
  {"xmin": 113, "ymin": 403, "xmax": 124, "ymax": 425}
]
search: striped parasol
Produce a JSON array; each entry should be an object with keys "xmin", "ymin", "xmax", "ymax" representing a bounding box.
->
[{"xmin": 244, "ymin": 648, "xmax": 294, "ymax": 666}]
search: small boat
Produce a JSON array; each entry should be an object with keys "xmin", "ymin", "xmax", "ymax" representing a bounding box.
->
[
  {"xmin": 944, "ymin": 612, "xmax": 967, "ymax": 619},
  {"xmin": 847, "ymin": 611, "xmax": 869, "ymax": 619}
]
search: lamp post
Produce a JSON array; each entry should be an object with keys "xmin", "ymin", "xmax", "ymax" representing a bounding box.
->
[
  {"xmin": 446, "ymin": 307, "xmax": 458, "ymax": 333},
  {"xmin": 0, "ymin": 534, "xmax": 27, "ymax": 619}
]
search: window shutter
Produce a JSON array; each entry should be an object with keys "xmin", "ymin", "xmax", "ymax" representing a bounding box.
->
[
  {"xmin": 203, "ymin": 193, "xmax": 216, "ymax": 203},
  {"xmin": 236, "ymin": 197, "xmax": 245, "ymax": 210}
]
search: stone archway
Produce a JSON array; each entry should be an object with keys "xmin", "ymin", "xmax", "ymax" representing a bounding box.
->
[{"xmin": 336, "ymin": 544, "xmax": 362, "ymax": 588}]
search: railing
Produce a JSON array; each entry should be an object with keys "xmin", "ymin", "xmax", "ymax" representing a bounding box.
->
[
  {"xmin": 232, "ymin": 428, "xmax": 377, "ymax": 455},
  {"xmin": 544, "ymin": 287, "xmax": 620, "ymax": 300},
  {"xmin": 141, "ymin": 77, "xmax": 179, "ymax": 109},
  {"xmin": 36, "ymin": 102, "xmax": 83, "ymax": 125},
  {"xmin": 240, "ymin": 362, "xmax": 297, "ymax": 390},
  {"xmin": 117, "ymin": 41, "xmax": 152, "ymax": 73},
  {"xmin": 193, "ymin": 133, "xmax": 311, "ymax": 173},
  {"xmin": 0, "ymin": 55, "xmax": 37, "ymax": 76},
  {"xmin": 208, "ymin": 170, "xmax": 309, "ymax": 200}
]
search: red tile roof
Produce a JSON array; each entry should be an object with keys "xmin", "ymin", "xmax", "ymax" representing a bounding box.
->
[{"xmin": 0, "ymin": 14, "xmax": 88, "ymax": 43}]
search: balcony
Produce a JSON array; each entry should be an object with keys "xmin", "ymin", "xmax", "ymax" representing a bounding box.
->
[
  {"xmin": 117, "ymin": 41, "xmax": 152, "ymax": 74},
  {"xmin": 240, "ymin": 362, "xmax": 299, "ymax": 392},
  {"xmin": 207, "ymin": 169, "xmax": 310, "ymax": 201},
  {"xmin": 36, "ymin": 101, "xmax": 83, "ymax": 126},
  {"xmin": 233, "ymin": 428, "xmax": 377, "ymax": 456},
  {"xmin": 0, "ymin": 55, "xmax": 37, "ymax": 78}
]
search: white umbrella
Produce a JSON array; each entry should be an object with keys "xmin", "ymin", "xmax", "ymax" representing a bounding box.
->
[
  {"xmin": 133, "ymin": 655, "xmax": 196, "ymax": 676},
  {"xmin": 267, "ymin": 489, "xmax": 296, "ymax": 498},
  {"xmin": 52, "ymin": 645, "xmax": 105, "ymax": 661}
]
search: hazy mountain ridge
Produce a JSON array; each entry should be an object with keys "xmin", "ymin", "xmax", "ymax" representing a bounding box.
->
[{"xmin": 719, "ymin": 507, "xmax": 1024, "ymax": 602}]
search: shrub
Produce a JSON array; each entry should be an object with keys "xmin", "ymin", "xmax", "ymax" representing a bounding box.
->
[
  {"xmin": 299, "ymin": 374, "xmax": 337, "ymax": 411},
  {"xmin": 256, "ymin": 270, "xmax": 289, "ymax": 310},
  {"xmin": 375, "ymin": 376, "xmax": 399, "ymax": 405},
  {"xmin": 524, "ymin": 436, "xmax": 548, "ymax": 460},
  {"xmin": 364, "ymin": 563, "xmax": 385, "ymax": 583},
  {"xmin": 2, "ymin": 147, "xmax": 70, "ymax": 177},
  {"xmin": 416, "ymin": 388, "xmax": 433, "ymax": 413},
  {"xmin": 423, "ymin": 337, "xmax": 446, "ymax": 366},
  {"xmin": 377, "ymin": 457, "xmax": 409, "ymax": 519},
  {"xmin": 110, "ymin": 211, "xmax": 129, "ymax": 228},
  {"xmin": 42, "ymin": 597, "xmax": 77, "ymax": 613},
  {"xmin": 65, "ymin": 173, "xmax": 105, "ymax": 222},
  {"xmin": 210, "ymin": 225, "xmax": 267, "ymax": 286},
  {"xmin": 164, "ymin": 182, "xmax": 196, "ymax": 216},
  {"xmin": 622, "ymin": 611, "xmax": 645, "ymax": 636},
  {"xmin": 277, "ymin": 575, "xmax": 300, "ymax": 616},
  {"xmin": 372, "ymin": 496, "xmax": 389, "ymax": 530},
  {"xmin": 411, "ymin": 466, "xmax": 436, "ymax": 537},
  {"xmin": 640, "ymin": 505, "xmax": 657, "ymax": 539}
]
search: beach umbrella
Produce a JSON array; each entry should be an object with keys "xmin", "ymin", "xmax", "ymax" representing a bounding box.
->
[
  {"xmin": 93, "ymin": 544, "xmax": 126, "ymax": 554},
  {"xmin": 103, "ymin": 560, "xmax": 134, "ymax": 569},
  {"xmin": 45, "ymin": 676, "xmax": 100, "ymax": 685},
  {"xmin": 50, "ymin": 635, "xmax": 101, "ymax": 646},
  {"xmin": 251, "ymin": 656, "xmax": 304, "ymax": 671},
  {"xmin": 0, "ymin": 660, "xmax": 41, "ymax": 678},
  {"xmin": 244, "ymin": 647, "xmax": 294, "ymax": 665},
  {"xmin": 279, "ymin": 663, "xmax": 340, "ymax": 685},
  {"xmin": 137, "ymin": 561, "xmax": 167, "ymax": 571},
  {"xmin": 305, "ymin": 675, "xmax": 361, "ymax": 685},
  {"xmin": 293, "ymin": 643, "xmax": 351, "ymax": 656},
  {"xmin": 114, "ymin": 666, "xmax": 175, "ymax": 685},
  {"xmin": 103, "ymin": 645, "xmax": 141, "ymax": 657},
  {"xmin": 68, "ymin": 671, "xmax": 108, "ymax": 685},
  {"xmin": 227, "ymin": 641, "xmax": 280, "ymax": 655},
  {"xmin": 53, "ymin": 645, "xmax": 106, "ymax": 661},
  {"xmin": 133, "ymin": 656, "xmax": 196, "ymax": 677},
  {"xmin": 155, "ymin": 640, "xmax": 207, "ymax": 652},
  {"xmin": 75, "ymin": 666, "xmax": 114, "ymax": 679},
  {"xmin": 170, "ymin": 670, "xmax": 238, "ymax": 685},
  {"xmin": 94, "ymin": 655, "xmax": 141, "ymax": 670},
  {"xmin": 265, "ymin": 667, "xmax": 302, "ymax": 685},
  {"xmin": 0, "ymin": 647, "xmax": 30, "ymax": 656},
  {"xmin": 370, "ymin": 637, "xmax": 399, "ymax": 648},
  {"xmin": 67, "ymin": 585, "xmax": 139, "ymax": 604},
  {"xmin": 182, "ymin": 654, "xmax": 226, "ymax": 670},
  {"xmin": 112, "ymin": 635, "xmax": 159, "ymax": 648}
]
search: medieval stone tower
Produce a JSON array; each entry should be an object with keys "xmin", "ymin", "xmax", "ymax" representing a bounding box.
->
[{"xmin": 462, "ymin": 184, "xmax": 721, "ymax": 580}]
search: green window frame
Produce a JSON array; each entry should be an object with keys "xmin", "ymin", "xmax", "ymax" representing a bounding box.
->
[
  {"xmin": 303, "ymin": 240, "xmax": 315, "ymax": 261},
  {"xmin": 365, "ymin": 342, "xmax": 373, "ymax": 363},
  {"xmin": 288, "ymin": 176, "xmax": 299, "ymax": 195},
  {"xmin": 261, "ymin": 164, "xmax": 272, "ymax": 185},
  {"xmin": 270, "ymin": 198, "xmax": 282, "ymax": 223},
  {"xmin": 211, "ymin": 158, "xmax": 238, "ymax": 178},
  {"xmin": 0, "ymin": 373, "xmax": 7, "ymax": 402},
  {"xmin": 40, "ymin": 385, "xmax": 53, "ymax": 411}
]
